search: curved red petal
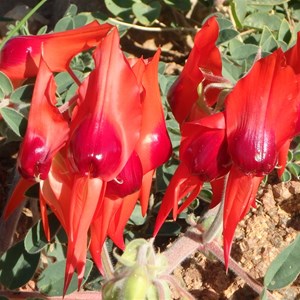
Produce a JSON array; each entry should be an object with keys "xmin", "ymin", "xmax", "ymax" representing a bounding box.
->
[
  {"xmin": 223, "ymin": 165, "xmax": 263, "ymax": 269},
  {"xmin": 153, "ymin": 163, "xmax": 203, "ymax": 236},
  {"xmin": 68, "ymin": 28, "xmax": 142, "ymax": 181},
  {"xmin": 0, "ymin": 21, "xmax": 113, "ymax": 80},
  {"xmin": 139, "ymin": 170, "xmax": 154, "ymax": 216},
  {"xmin": 135, "ymin": 49, "xmax": 172, "ymax": 173},
  {"xmin": 4, "ymin": 178, "xmax": 34, "ymax": 218},
  {"xmin": 209, "ymin": 176, "xmax": 226, "ymax": 208},
  {"xmin": 90, "ymin": 197, "xmax": 122, "ymax": 273},
  {"xmin": 18, "ymin": 58, "xmax": 69, "ymax": 180},
  {"xmin": 108, "ymin": 191, "xmax": 139, "ymax": 249},
  {"xmin": 168, "ymin": 16, "xmax": 222, "ymax": 123}
]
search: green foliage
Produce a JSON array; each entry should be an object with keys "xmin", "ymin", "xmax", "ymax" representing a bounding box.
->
[
  {"xmin": 25, "ymin": 213, "xmax": 61, "ymax": 254},
  {"xmin": 0, "ymin": 240, "xmax": 40, "ymax": 290},
  {"xmin": 37, "ymin": 259, "xmax": 93, "ymax": 296},
  {"xmin": 264, "ymin": 235, "xmax": 300, "ymax": 290}
]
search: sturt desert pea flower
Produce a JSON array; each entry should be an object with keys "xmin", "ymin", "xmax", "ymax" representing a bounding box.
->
[
  {"xmin": 17, "ymin": 56, "xmax": 69, "ymax": 181},
  {"xmin": 0, "ymin": 20, "xmax": 113, "ymax": 85},
  {"xmin": 167, "ymin": 16, "xmax": 223, "ymax": 124},
  {"xmin": 154, "ymin": 113, "xmax": 231, "ymax": 236},
  {"xmin": 89, "ymin": 49, "xmax": 172, "ymax": 272},
  {"xmin": 68, "ymin": 27, "xmax": 142, "ymax": 181},
  {"xmin": 223, "ymin": 48, "xmax": 300, "ymax": 268}
]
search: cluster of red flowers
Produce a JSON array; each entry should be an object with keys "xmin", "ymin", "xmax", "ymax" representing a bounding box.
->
[
  {"xmin": 153, "ymin": 16, "xmax": 300, "ymax": 268},
  {"xmin": 2, "ymin": 15, "xmax": 300, "ymax": 294},
  {"xmin": 1, "ymin": 21, "xmax": 172, "ymax": 293}
]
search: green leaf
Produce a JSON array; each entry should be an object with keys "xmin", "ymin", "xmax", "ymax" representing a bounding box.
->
[
  {"xmin": 230, "ymin": 44, "xmax": 260, "ymax": 61},
  {"xmin": 162, "ymin": 0, "xmax": 191, "ymax": 11},
  {"xmin": 280, "ymin": 169, "xmax": 291, "ymax": 182},
  {"xmin": 222, "ymin": 56, "xmax": 243, "ymax": 83},
  {"xmin": 10, "ymin": 84, "xmax": 34, "ymax": 104},
  {"xmin": 37, "ymin": 259, "xmax": 93, "ymax": 296},
  {"xmin": 0, "ymin": 72, "xmax": 13, "ymax": 98},
  {"xmin": 230, "ymin": 0, "xmax": 247, "ymax": 28},
  {"xmin": 128, "ymin": 203, "xmax": 146, "ymax": 226},
  {"xmin": 287, "ymin": 163, "xmax": 300, "ymax": 179},
  {"xmin": 132, "ymin": 1, "xmax": 161, "ymax": 26},
  {"xmin": 264, "ymin": 235, "xmax": 300, "ymax": 290},
  {"xmin": 260, "ymin": 27, "xmax": 278, "ymax": 52},
  {"xmin": 243, "ymin": 13, "xmax": 282, "ymax": 31},
  {"xmin": 104, "ymin": 0, "xmax": 134, "ymax": 19},
  {"xmin": 217, "ymin": 28, "xmax": 239, "ymax": 44},
  {"xmin": 25, "ymin": 213, "xmax": 61, "ymax": 254},
  {"xmin": 64, "ymin": 3, "xmax": 78, "ymax": 17},
  {"xmin": 0, "ymin": 241, "xmax": 40, "ymax": 290},
  {"xmin": 46, "ymin": 243, "xmax": 67, "ymax": 262},
  {"xmin": 0, "ymin": 107, "xmax": 27, "ymax": 137},
  {"xmin": 37, "ymin": 25, "xmax": 48, "ymax": 35},
  {"xmin": 278, "ymin": 19, "xmax": 291, "ymax": 44},
  {"xmin": 217, "ymin": 18, "xmax": 234, "ymax": 30},
  {"xmin": 54, "ymin": 16, "xmax": 74, "ymax": 32}
]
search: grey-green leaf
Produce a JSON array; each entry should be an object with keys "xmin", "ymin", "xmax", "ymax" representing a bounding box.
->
[
  {"xmin": 0, "ymin": 241, "xmax": 40, "ymax": 290},
  {"xmin": 0, "ymin": 107, "xmax": 27, "ymax": 137},
  {"xmin": 0, "ymin": 72, "xmax": 13, "ymax": 99},
  {"xmin": 264, "ymin": 235, "xmax": 300, "ymax": 290},
  {"xmin": 132, "ymin": 1, "xmax": 161, "ymax": 26},
  {"xmin": 10, "ymin": 84, "xmax": 34, "ymax": 104},
  {"xmin": 37, "ymin": 259, "xmax": 93, "ymax": 296},
  {"xmin": 244, "ymin": 13, "xmax": 282, "ymax": 31},
  {"xmin": 25, "ymin": 213, "xmax": 61, "ymax": 254}
]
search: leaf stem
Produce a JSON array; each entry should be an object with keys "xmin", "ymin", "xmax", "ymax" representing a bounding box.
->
[{"xmin": 108, "ymin": 18, "xmax": 197, "ymax": 33}]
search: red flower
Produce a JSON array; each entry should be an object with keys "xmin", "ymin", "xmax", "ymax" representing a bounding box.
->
[
  {"xmin": 167, "ymin": 16, "xmax": 223, "ymax": 124},
  {"xmin": 0, "ymin": 21, "xmax": 113, "ymax": 85},
  {"xmin": 17, "ymin": 57, "xmax": 69, "ymax": 181},
  {"xmin": 68, "ymin": 28, "xmax": 142, "ymax": 181},
  {"xmin": 154, "ymin": 113, "xmax": 231, "ymax": 235},
  {"xmin": 223, "ymin": 49, "xmax": 299, "ymax": 267}
]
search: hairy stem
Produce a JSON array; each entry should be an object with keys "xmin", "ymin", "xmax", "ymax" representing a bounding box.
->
[
  {"xmin": 163, "ymin": 227, "xmax": 276, "ymax": 300},
  {"xmin": 101, "ymin": 242, "xmax": 115, "ymax": 280}
]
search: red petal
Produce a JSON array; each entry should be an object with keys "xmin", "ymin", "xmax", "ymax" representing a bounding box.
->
[
  {"xmin": 180, "ymin": 113, "xmax": 231, "ymax": 181},
  {"xmin": 0, "ymin": 21, "xmax": 113, "ymax": 81},
  {"xmin": 17, "ymin": 57, "xmax": 69, "ymax": 180},
  {"xmin": 153, "ymin": 163, "xmax": 203, "ymax": 236},
  {"xmin": 135, "ymin": 49, "xmax": 172, "ymax": 173},
  {"xmin": 168, "ymin": 16, "xmax": 222, "ymax": 124},
  {"xmin": 108, "ymin": 191, "xmax": 139, "ymax": 249},
  {"xmin": 4, "ymin": 178, "xmax": 34, "ymax": 218},
  {"xmin": 139, "ymin": 170, "xmax": 154, "ymax": 216},
  {"xmin": 89, "ymin": 196, "xmax": 123, "ymax": 273},
  {"xmin": 223, "ymin": 165, "xmax": 263, "ymax": 269},
  {"xmin": 226, "ymin": 49, "xmax": 299, "ymax": 176},
  {"xmin": 209, "ymin": 176, "xmax": 227, "ymax": 208},
  {"xmin": 68, "ymin": 28, "xmax": 142, "ymax": 181}
]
